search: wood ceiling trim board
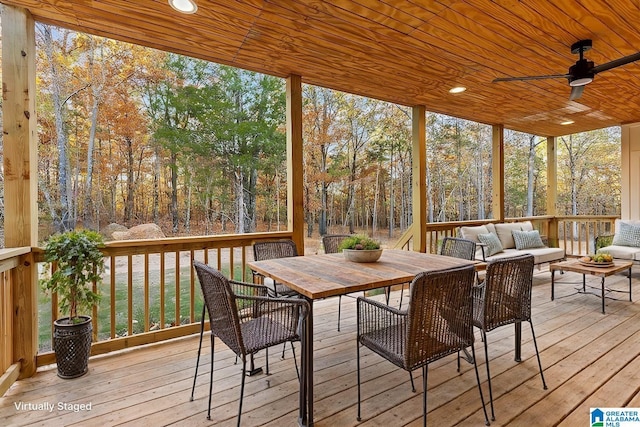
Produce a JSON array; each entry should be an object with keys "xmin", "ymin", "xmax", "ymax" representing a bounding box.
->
[
  {"xmin": 261, "ymin": 0, "xmax": 478, "ymax": 75},
  {"xmin": 252, "ymin": 3, "xmax": 491, "ymax": 89},
  {"xmin": 461, "ymin": 0, "xmax": 571, "ymax": 49},
  {"xmin": 409, "ymin": 10, "xmax": 572, "ymax": 96},
  {"xmin": 574, "ymin": 0, "xmax": 640, "ymax": 59},
  {"xmin": 427, "ymin": 6, "xmax": 574, "ymax": 76},
  {"xmin": 455, "ymin": 1, "xmax": 574, "ymax": 72},
  {"xmin": 66, "ymin": 17, "xmax": 246, "ymax": 71},
  {"xmin": 329, "ymin": 0, "xmax": 424, "ymax": 33},
  {"xmin": 239, "ymin": 23, "xmax": 488, "ymax": 98},
  {"xmin": 70, "ymin": 2, "xmax": 252, "ymax": 45},
  {"xmin": 380, "ymin": 0, "xmax": 443, "ymax": 24}
]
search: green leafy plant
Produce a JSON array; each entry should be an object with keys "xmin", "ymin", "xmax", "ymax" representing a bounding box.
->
[
  {"xmin": 338, "ymin": 235, "xmax": 381, "ymax": 251},
  {"xmin": 41, "ymin": 229, "xmax": 105, "ymax": 324}
]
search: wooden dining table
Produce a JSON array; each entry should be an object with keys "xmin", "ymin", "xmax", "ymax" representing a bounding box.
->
[{"xmin": 247, "ymin": 249, "xmax": 478, "ymax": 427}]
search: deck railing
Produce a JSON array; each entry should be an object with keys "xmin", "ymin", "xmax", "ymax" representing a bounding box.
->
[
  {"xmin": 34, "ymin": 231, "xmax": 293, "ymax": 367},
  {"xmin": 394, "ymin": 215, "xmax": 619, "ymax": 256},
  {"xmin": 0, "ymin": 247, "xmax": 31, "ymax": 395},
  {"xmin": 27, "ymin": 215, "xmax": 622, "ymax": 368}
]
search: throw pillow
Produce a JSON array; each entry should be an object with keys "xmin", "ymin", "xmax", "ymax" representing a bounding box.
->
[
  {"xmin": 477, "ymin": 233, "xmax": 503, "ymax": 257},
  {"xmin": 512, "ymin": 230, "xmax": 545, "ymax": 250},
  {"xmin": 613, "ymin": 221, "xmax": 640, "ymax": 247}
]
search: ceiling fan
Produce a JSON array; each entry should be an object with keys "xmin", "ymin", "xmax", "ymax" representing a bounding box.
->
[{"xmin": 493, "ymin": 40, "xmax": 640, "ymax": 101}]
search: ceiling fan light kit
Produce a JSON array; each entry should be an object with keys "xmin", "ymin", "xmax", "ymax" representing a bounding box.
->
[{"xmin": 493, "ymin": 39, "xmax": 640, "ymax": 100}]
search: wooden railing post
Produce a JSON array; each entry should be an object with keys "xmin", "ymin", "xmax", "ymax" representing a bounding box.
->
[
  {"xmin": 13, "ymin": 253, "xmax": 38, "ymax": 379},
  {"xmin": 2, "ymin": 5, "xmax": 39, "ymax": 379},
  {"xmin": 412, "ymin": 105, "xmax": 427, "ymax": 252},
  {"xmin": 286, "ymin": 74, "xmax": 305, "ymax": 253}
]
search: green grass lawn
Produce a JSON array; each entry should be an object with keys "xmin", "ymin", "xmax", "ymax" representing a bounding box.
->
[{"xmin": 38, "ymin": 263, "xmax": 248, "ymax": 352}]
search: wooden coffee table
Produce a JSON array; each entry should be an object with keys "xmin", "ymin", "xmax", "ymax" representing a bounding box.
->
[{"xmin": 550, "ymin": 259, "xmax": 633, "ymax": 314}]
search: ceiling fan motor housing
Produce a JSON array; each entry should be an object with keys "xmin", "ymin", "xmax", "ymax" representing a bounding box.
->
[{"xmin": 568, "ymin": 59, "xmax": 595, "ymax": 86}]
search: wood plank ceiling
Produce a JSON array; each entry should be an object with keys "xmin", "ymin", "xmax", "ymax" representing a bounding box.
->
[{"xmin": 2, "ymin": 0, "xmax": 640, "ymax": 137}]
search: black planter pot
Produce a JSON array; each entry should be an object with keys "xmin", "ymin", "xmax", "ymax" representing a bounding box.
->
[{"xmin": 53, "ymin": 315, "xmax": 93, "ymax": 379}]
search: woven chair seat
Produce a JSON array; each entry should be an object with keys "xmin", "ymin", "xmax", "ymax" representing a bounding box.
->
[{"xmin": 240, "ymin": 316, "xmax": 301, "ymax": 354}]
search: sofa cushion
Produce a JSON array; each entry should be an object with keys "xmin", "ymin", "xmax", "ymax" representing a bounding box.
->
[
  {"xmin": 477, "ymin": 233, "xmax": 503, "ymax": 256},
  {"xmin": 597, "ymin": 245, "xmax": 640, "ymax": 261},
  {"xmin": 612, "ymin": 221, "xmax": 640, "ymax": 247},
  {"xmin": 512, "ymin": 230, "xmax": 545, "ymax": 250},
  {"xmin": 494, "ymin": 222, "xmax": 527, "ymax": 249},
  {"xmin": 459, "ymin": 225, "xmax": 489, "ymax": 243},
  {"xmin": 484, "ymin": 247, "xmax": 565, "ymax": 264}
]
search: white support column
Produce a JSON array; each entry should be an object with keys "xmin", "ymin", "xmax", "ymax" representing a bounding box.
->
[{"xmin": 621, "ymin": 122, "xmax": 640, "ymax": 220}]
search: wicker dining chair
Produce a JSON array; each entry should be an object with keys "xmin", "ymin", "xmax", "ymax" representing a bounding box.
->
[
  {"xmin": 322, "ymin": 234, "xmax": 353, "ymax": 331},
  {"xmin": 356, "ymin": 264, "xmax": 490, "ymax": 427},
  {"xmin": 473, "ymin": 254, "xmax": 547, "ymax": 421},
  {"xmin": 190, "ymin": 261, "xmax": 309, "ymax": 426},
  {"xmin": 398, "ymin": 236, "xmax": 479, "ymax": 309},
  {"xmin": 252, "ymin": 239, "xmax": 300, "ymax": 298},
  {"xmin": 440, "ymin": 236, "xmax": 477, "ymax": 260}
]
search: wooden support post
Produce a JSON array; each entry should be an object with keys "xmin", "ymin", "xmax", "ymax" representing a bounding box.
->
[
  {"xmin": 492, "ymin": 125, "xmax": 505, "ymax": 221},
  {"xmin": 286, "ymin": 75, "xmax": 305, "ymax": 253},
  {"xmin": 2, "ymin": 5, "xmax": 39, "ymax": 379},
  {"xmin": 546, "ymin": 136, "xmax": 559, "ymax": 247},
  {"xmin": 412, "ymin": 106, "xmax": 427, "ymax": 252}
]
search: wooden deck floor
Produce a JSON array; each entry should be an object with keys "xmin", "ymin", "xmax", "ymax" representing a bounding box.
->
[{"xmin": 3, "ymin": 265, "xmax": 640, "ymax": 426}]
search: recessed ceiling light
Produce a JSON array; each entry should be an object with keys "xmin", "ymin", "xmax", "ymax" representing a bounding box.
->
[
  {"xmin": 561, "ymin": 120, "xmax": 574, "ymax": 125},
  {"xmin": 449, "ymin": 86, "xmax": 466, "ymax": 94},
  {"xmin": 169, "ymin": 0, "xmax": 198, "ymax": 14}
]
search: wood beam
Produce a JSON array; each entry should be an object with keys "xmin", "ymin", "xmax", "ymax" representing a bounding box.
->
[
  {"xmin": 412, "ymin": 106, "xmax": 427, "ymax": 252},
  {"xmin": 546, "ymin": 136, "xmax": 559, "ymax": 247},
  {"xmin": 2, "ymin": 5, "xmax": 39, "ymax": 379},
  {"xmin": 492, "ymin": 125, "xmax": 505, "ymax": 221},
  {"xmin": 286, "ymin": 75, "xmax": 304, "ymax": 253}
]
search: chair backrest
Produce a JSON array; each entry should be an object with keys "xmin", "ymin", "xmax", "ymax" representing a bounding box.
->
[
  {"xmin": 405, "ymin": 264, "xmax": 476, "ymax": 370},
  {"xmin": 481, "ymin": 254, "xmax": 535, "ymax": 331},
  {"xmin": 440, "ymin": 237, "xmax": 477, "ymax": 260},
  {"xmin": 322, "ymin": 234, "xmax": 352, "ymax": 254},
  {"xmin": 253, "ymin": 239, "xmax": 298, "ymax": 261},
  {"xmin": 193, "ymin": 261, "xmax": 245, "ymax": 356}
]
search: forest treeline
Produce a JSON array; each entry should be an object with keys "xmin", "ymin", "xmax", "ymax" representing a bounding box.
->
[{"xmin": 0, "ymin": 25, "xmax": 621, "ymax": 243}]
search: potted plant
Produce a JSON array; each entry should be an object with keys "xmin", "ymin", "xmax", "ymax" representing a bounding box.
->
[
  {"xmin": 338, "ymin": 235, "xmax": 383, "ymax": 263},
  {"xmin": 40, "ymin": 229, "xmax": 105, "ymax": 378}
]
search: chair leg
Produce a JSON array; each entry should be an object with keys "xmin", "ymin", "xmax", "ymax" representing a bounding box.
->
[
  {"xmin": 291, "ymin": 342, "xmax": 300, "ymax": 381},
  {"xmin": 398, "ymin": 285, "xmax": 404, "ymax": 309},
  {"xmin": 482, "ymin": 330, "xmax": 495, "ymax": 421},
  {"xmin": 337, "ymin": 295, "xmax": 342, "ymax": 331},
  {"xmin": 410, "ymin": 371, "xmax": 416, "ymax": 392},
  {"xmin": 238, "ymin": 356, "xmax": 247, "ymax": 427},
  {"xmin": 190, "ymin": 305, "xmax": 206, "ymax": 401},
  {"xmin": 265, "ymin": 348, "xmax": 270, "ymax": 375},
  {"xmin": 471, "ymin": 345, "xmax": 490, "ymax": 426},
  {"xmin": 356, "ymin": 342, "xmax": 362, "ymax": 421},
  {"xmin": 529, "ymin": 322, "xmax": 548, "ymax": 390},
  {"xmin": 422, "ymin": 365, "xmax": 427, "ymax": 427},
  {"xmin": 207, "ymin": 334, "xmax": 215, "ymax": 421}
]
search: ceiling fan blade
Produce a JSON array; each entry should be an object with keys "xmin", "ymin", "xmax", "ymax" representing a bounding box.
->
[
  {"xmin": 493, "ymin": 74, "xmax": 569, "ymax": 83},
  {"xmin": 592, "ymin": 51, "xmax": 640, "ymax": 74},
  {"xmin": 569, "ymin": 85, "xmax": 585, "ymax": 101}
]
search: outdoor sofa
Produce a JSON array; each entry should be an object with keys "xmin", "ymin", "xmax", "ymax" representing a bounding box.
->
[{"xmin": 459, "ymin": 221, "xmax": 566, "ymax": 266}]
